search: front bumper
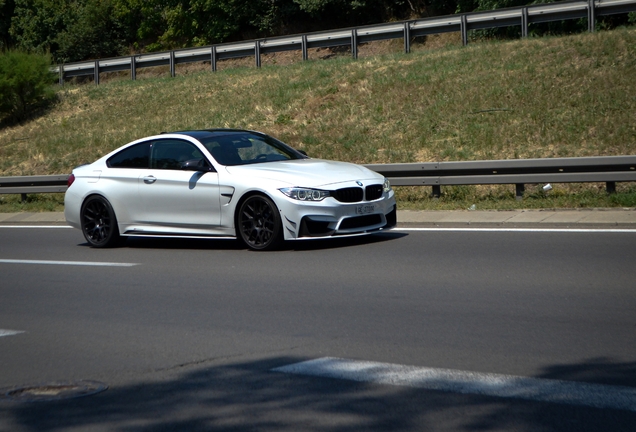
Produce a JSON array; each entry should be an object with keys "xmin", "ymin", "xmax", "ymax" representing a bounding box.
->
[{"xmin": 278, "ymin": 193, "xmax": 397, "ymax": 240}]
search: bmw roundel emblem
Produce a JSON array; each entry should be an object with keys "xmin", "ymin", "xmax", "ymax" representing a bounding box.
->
[{"xmin": 356, "ymin": 181, "xmax": 363, "ymax": 186}]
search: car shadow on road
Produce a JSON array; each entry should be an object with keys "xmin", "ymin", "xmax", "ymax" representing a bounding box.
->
[
  {"xmin": 1, "ymin": 356, "xmax": 635, "ymax": 431},
  {"xmin": 86, "ymin": 231, "xmax": 408, "ymax": 252},
  {"xmin": 283, "ymin": 231, "xmax": 408, "ymax": 252},
  {"xmin": 120, "ymin": 237, "xmax": 243, "ymax": 251}
]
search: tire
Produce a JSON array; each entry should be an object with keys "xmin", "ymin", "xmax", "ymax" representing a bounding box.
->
[
  {"xmin": 236, "ymin": 194, "xmax": 283, "ymax": 251},
  {"xmin": 80, "ymin": 195, "xmax": 121, "ymax": 248}
]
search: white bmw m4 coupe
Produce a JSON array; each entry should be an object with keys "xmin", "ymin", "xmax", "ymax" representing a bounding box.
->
[{"xmin": 65, "ymin": 129, "xmax": 397, "ymax": 250}]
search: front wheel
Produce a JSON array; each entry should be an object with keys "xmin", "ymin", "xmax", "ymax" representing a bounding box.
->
[
  {"xmin": 236, "ymin": 195, "xmax": 283, "ymax": 251},
  {"xmin": 80, "ymin": 195, "xmax": 121, "ymax": 248}
]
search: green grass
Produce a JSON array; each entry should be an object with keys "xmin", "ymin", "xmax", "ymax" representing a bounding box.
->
[
  {"xmin": 397, "ymin": 183, "xmax": 636, "ymax": 210},
  {"xmin": 0, "ymin": 193, "xmax": 65, "ymax": 213},
  {"xmin": 1, "ymin": 28, "xmax": 635, "ymax": 213}
]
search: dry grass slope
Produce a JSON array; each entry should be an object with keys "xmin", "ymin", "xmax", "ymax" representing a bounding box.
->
[{"xmin": 1, "ymin": 29, "xmax": 635, "ymax": 211}]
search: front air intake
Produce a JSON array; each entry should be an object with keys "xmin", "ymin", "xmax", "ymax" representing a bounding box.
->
[
  {"xmin": 365, "ymin": 184, "xmax": 383, "ymax": 201},
  {"xmin": 332, "ymin": 187, "xmax": 363, "ymax": 203}
]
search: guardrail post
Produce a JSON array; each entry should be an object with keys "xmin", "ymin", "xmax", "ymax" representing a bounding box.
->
[
  {"xmin": 131, "ymin": 56, "xmax": 136, "ymax": 81},
  {"xmin": 58, "ymin": 66, "xmax": 64, "ymax": 86},
  {"xmin": 515, "ymin": 183, "xmax": 524, "ymax": 200},
  {"xmin": 404, "ymin": 22, "xmax": 411, "ymax": 53},
  {"xmin": 255, "ymin": 41, "xmax": 262, "ymax": 68},
  {"xmin": 461, "ymin": 15, "xmax": 468, "ymax": 46},
  {"xmin": 302, "ymin": 35, "xmax": 308, "ymax": 61},
  {"xmin": 211, "ymin": 46, "xmax": 217, "ymax": 72},
  {"xmin": 588, "ymin": 0, "xmax": 596, "ymax": 32},
  {"xmin": 352, "ymin": 30, "xmax": 358, "ymax": 59},
  {"xmin": 21, "ymin": 193, "xmax": 27, "ymax": 203},
  {"xmin": 170, "ymin": 51, "xmax": 176, "ymax": 77},
  {"xmin": 606, "ymin": 181, "xmax": 616, "ymax": 194},
  {"xmin": 521, "ymin": 7, "xmax": 529, "ymax": 38},
  {"xmin": 432, "ymin": 185, "xmax": 441, "ymax": 198},
  {"xmin": 94, "ymin": 61, "xmax": 100, "ymax": 85}
]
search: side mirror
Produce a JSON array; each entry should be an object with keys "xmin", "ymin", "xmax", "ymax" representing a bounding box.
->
[{"xmin": 181, "ymin": 159, "xmax": 214, "ymax": 172}]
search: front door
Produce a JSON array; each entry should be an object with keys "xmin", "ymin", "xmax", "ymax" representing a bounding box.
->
[{"xmin": 138, "ymin": 139, "xmax": 221, "ymax": 229}]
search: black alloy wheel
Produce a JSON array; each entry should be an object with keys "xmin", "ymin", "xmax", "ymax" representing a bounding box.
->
[
  {"xmin": 80, "ymin": 195, "xmax": 121, "ymax": 248},
  {"xmin": 237, "ymin": 195, "xmax": 283, "ymax": 251}
]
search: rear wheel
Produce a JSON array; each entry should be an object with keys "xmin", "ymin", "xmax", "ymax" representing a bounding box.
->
[
  {"xmin": 237, "ymin": 195, "xmax": 283, "ymax": 251},
  {"xmin": 80, "ymin": 195, "xmax": 121, "ymax": 248}
]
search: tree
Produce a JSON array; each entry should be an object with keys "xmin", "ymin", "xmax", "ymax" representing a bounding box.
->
[
  {"xmin": 293, "ymin": 0, "xmax": 425, "ymax": 27},
  {"xmin": 0, "ymin": 0, "xmax": 16, "ymax": 50},
  {"xmin": 55, "ymin": 0, "xmax": 127, "ymax": 62},
  {"xmin": 9, "ymin": 0, "xmax": 71, "ymax": 57},
  {"xmin": 10, "ymin": 0, "xmax": 129, "ymax": 63},
  {"xmin": 0, "ymin": 50, "xmax": 56, "ymax": 123}
]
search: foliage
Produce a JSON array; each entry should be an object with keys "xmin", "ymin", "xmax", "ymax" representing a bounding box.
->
[
  {"xmin": 0, "ymin": 0, "xmax": 15, "ymax": 50},
  {"xmin": 0, "ymin": 50, "xmax": 56, "ymax": 123},
  {"xmin": 3, "ymin": 0, "xmax": 635, "ymax": 63},
  {"xmin": 54, "ymin": 0, "xmax": 128, "ymax": 63},
  {"xmin": 113, "ymin": 0, "xmax": 428, "ymax": 52},
  {"xmin": 10, "ymin": 0, "xmax": 71, "ymax": 58},
  {"xmin": 10, "ymin": 0, "xmax": 128, "ymax": 63},
  {"xmin": 5, "ymin": 0, "xmax": 436, "ymax": 62},
  {"xmin": 430, "ymin": 0, "xmax": 476, "ymax": 14},
  {"xmin": 471, "ymin": 0, "xmax": 633, "ymax": 40},
  {"xmin": 292, "ymin": 0, "xmax": 427, "ymax": 23}
]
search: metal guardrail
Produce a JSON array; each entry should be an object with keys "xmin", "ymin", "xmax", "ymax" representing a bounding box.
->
[
  {"xmin": 0, "ymin": 175, "xmax": 69, "ymax": 202},
  {"xmin": 53, "ymin": 0, "xmax": 636, "ymax": 84},
  {"xmin": 2, "ymin": 156, "xmax": 635, "ymax": 201},
  {"xmin": 367, "ymin": 155, "xmax": 636, "ymax": 198}
]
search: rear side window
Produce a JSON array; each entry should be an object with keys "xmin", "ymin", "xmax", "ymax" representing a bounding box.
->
[
  {"xmin": 107, "ymin": 143, "xmax": 150, "ymax": 168},
  {"xmin": 150, "ymin": 139, "xmax": 206, "ymax": 170}
]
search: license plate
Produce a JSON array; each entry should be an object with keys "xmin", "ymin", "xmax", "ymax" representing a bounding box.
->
[{"xmin": 356, "ymin": 204, "xmax": 375, "ymax": 215}]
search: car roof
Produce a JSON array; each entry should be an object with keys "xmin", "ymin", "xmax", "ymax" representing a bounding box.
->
[{"xmin": 168, "ymin": 129, "xmax": 263, "ymax": 140}]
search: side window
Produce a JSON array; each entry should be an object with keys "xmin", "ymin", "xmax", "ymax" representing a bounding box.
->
[
  {"xmin": 150, "ymin": 139, "xmax": 207, "ymax": 170},
  {"xmin": 107, "ymin": 142, "xmax": 150, "ymax": 168}
]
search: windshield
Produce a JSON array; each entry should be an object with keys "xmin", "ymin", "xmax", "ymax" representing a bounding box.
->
[{"xmin": 201, "ymin": 132, "xmax": 307, "ymax": 166}]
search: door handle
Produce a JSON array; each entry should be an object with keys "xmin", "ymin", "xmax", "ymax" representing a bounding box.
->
[{"xmin": 143, "ymin": 176, "xmax": 157, "ymax": 184}]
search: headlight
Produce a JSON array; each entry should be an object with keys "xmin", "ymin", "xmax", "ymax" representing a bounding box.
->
[
  {"xmin": 280, "ymin": 187, "xmax": 330, "ymax": 201},
  {"xmin": 383, "ymin": 178, "xmax": 392, "ymax": 193}
]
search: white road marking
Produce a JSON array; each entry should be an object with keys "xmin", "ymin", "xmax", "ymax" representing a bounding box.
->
[
  {"xmin": 0, "ymin": 259, "xmax": 138, "ymax": 267},
  {"xmin": 0, "ymin": 329, "xmax": 25, "ymax": 338},
  {"xmin": 396, "ymin": 227, "xmax": 636, "ymax": 233},
  {"xmin": 273, "ymin": 357, "xmax": 636, "ymax": 412},
  {"xmin": 0, "ymin": 226, "xmax": 72, "ymax": 229}
]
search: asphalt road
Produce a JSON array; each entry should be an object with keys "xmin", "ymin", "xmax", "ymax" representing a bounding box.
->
[{"xmin": 1, "ymin": 226, "xmax": 635, "ymax": 431}]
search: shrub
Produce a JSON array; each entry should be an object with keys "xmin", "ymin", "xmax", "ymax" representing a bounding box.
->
[{"xmin": 0, "ymin": 50, "xmax": 57, "ymax": 123}]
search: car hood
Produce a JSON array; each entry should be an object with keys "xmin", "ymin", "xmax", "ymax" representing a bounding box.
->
[{"xmin": 224, "ymin": 159, "xmax": 382, "ymax": 188}]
